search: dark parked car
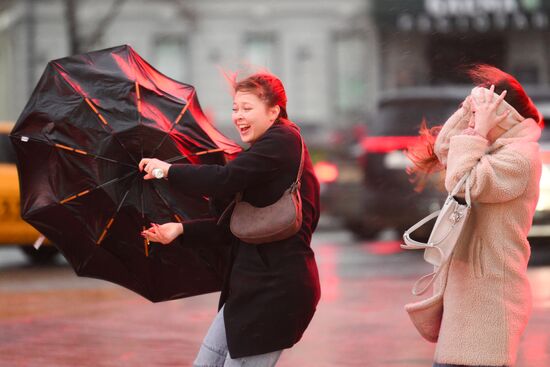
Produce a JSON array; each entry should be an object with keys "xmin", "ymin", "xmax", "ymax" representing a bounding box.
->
[
  {"xmin": 324, "ymin": 85, "xmax": 550, "ymax": 240},
  {"xmin": 323, "ymin": 86, "xmax": 470, "ymax": 239}
]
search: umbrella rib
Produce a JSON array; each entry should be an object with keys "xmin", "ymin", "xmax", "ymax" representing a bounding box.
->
[
  {"xmin": 135, "ymin": 82, "xmax": 145, "ymax": 164},
  {"xmin": 96, "ymin": 187, "xmax": 132, "ymax": 246},
  {"xmin": 135, "ymin": 81, "xmax": 142, "ymax": 125},
  {"xmin": 50, "ymin": 64, "xmax": 139, "ymax": 167},
  {"xmin": 83, "ymin": 97, "xmax": 139, "ymax": 166},
  {"xmin": 150, "ymin": 184, "xmax": 184, "ymax": 224},
  {"xmin": 52, "ymin": 62, "xmax": 138, "ymax": 166},
  {"xmin": 12, "ymin": 135, "xmax": 135, "ymax": 168},
  {"xmin": 14, "ymin": 135, "xmax": 136, "ymax": 168},
  {"xmin": 59, "ymin": 171, "xmax": 135, "ymax": 205},
  {"xmin": 147, "ymin": 89, "xmax": 197, "ymax": 159},
  {"xmin": 137, "ymin": 176, "xmax": 152, "ymax": 256}
]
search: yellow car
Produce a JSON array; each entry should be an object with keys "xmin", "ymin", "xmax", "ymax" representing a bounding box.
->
[{"xmin": 0, "ymin": 121, "xmax": 58, "ymax": 263}]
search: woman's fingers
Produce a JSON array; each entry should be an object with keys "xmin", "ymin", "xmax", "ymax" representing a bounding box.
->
[
  {"xmin": 488, "ymin": 84, "xmax": 495, "ymax": 101},
  {"xmin": 142, "ymin": 223, "xmax": 173, "ymax": 245},
  {"xmin": 139, "ymin": 158, "xmax": 159, "ymax": 172},
  {"xmin": 142, "ymin": 229, "xmax": 158, "ymax": 242},
  {"xmin": 153, "ymin": 224, "xmax": 166, "ymax": 243},
  {"xmin": 139, "ymin": 158, "xmax": 156, "ymax": 180},
  {"xmin": 138, "ymin": 158, "xmax": 150, "ymax": 172},
  {"xmin": 138, "ymin": 158, "xmax": 170, "ymax": 181},
  {"xmin": 474, "ymin": 86, "xmax": 507, "ymax": 109},
  {"xmin": 495, "ymin": 89, "xmax": 507, "ymax": 104}
]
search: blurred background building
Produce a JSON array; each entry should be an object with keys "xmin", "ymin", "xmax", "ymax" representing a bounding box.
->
[
  {"xmin": 0, "ymin": 0, "xmax": 377, "ymax": 138},
  {"xmin": 374, "ymin": 0, "xmax": 550, "ymax": 88},
  {"xmin": 1, "ymin": 0, "xmax": 549, "ymax": 133},
  {"xmin": 2, "ymin": 0, "xmax": 550, "ymax": 242}
]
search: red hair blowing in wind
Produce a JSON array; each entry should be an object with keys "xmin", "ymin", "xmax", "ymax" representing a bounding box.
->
[{"xmin": 407, "ymin": 64, "xmax": 542, "ymax": 191}]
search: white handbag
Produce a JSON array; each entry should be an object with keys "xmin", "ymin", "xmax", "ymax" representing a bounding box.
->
[
  {"xmin": 402, "ymin": 172, "xmax": 471, "ymax": 295},
  {"xmin": 401, "ymin": 172, "xmax": 471, "ymax": 342}
]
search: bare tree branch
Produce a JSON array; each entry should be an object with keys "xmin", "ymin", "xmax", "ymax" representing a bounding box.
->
[
  {"xmin": 65, "ymin": 0, "xmax": 80, "ymax": 54},
  {"xmin": 81, "ymin": 0, "xmax": 128, "ymax": 50},
  {"xmin": 159, "ymin": 0, "xmax": 197, "ymax": 27}
]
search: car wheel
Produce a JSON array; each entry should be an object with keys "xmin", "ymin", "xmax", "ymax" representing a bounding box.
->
[{"xmin": 19, "ymin": 246, "xmax": 59, "ymax": 264}]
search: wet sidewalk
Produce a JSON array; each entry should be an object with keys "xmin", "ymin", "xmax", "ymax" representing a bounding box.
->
[{"xmin": 1, "ymin": 231, "xmax": 550, "ymax": 366}]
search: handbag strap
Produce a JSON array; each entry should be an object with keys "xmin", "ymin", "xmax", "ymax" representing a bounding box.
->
[
  {"xmin": 402, "ymin": 171, "xmax": 472, "ymax": 247},
  {"xmin": 219, "ymin": 135, "xmax": 305, "ymax": 220},
  {"xmin": 411, "ymin": 261, "xmax": 450, "ymax": 296},
  {"xmin": 450, "ymin": 172, "xmax": 472, "ymax": 207},
  {"xmin": 289, "ymin": 136, "xmax": 305, "ymax": 193},
  {"xmin": 402, "ymin": 171, "xmax": 472, "ymax": 296},
  {"xmin": 402, "ymin": 210, "xmax": 441, "ymax": 249}
]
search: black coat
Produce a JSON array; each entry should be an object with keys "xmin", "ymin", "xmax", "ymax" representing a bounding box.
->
[{"xmin": 168, "ymin": 121, "xmax": 321, "ymax": 358}]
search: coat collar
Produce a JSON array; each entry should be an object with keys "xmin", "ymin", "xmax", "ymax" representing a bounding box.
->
[{"xmin": 489, "ymin": 118, "xmax": 541, "ymax": 151}]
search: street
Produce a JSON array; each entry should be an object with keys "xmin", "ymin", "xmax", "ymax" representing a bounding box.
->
[{"xmin": 1, "ymin": 227, "xmax": 550, "ymax": 367}]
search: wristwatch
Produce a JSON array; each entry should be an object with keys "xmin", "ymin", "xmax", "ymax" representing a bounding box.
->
[{"xmin": 152, "ymin": 168, "xmax": 164, "ymax": 179}]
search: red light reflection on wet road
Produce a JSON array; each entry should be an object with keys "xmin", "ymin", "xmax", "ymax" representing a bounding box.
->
[{"xmin": 1, "ymin": 233, "xmax": 550, "ymax": 366}]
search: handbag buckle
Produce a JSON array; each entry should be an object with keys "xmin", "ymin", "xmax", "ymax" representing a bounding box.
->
[{"xmin": 449, "ymin": 209, "xmax": 463, "ymax": 224}]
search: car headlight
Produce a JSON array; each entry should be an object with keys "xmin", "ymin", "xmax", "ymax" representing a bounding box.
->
[{"xmin": 536, "ymin": 164, "xmax": 550, "ymax": 211}]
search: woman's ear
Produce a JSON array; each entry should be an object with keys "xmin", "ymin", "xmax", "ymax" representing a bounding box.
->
[{"xmin": 269, "ymin": 105, "xmax": 281, "ymax": 122}]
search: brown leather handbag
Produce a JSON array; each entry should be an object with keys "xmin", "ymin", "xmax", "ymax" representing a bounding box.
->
[{"xmin": 227, "ymin": 137, "xmax": 304, "ymax": 244}]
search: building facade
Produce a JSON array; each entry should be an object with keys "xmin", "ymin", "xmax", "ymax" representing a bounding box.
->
[
  {"xmin": 1, "ymin": 0, "xmax": 549, "ymax": 135},
  {"xmin": 372, "ymin": 0, "xmax": 550, "ymax": 89},
  {"xmin": 0, "ymin": 0, "xmax": 377, "ymax": 137}
]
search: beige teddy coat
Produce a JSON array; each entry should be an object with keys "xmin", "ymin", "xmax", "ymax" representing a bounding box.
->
[{"xmin": 433, "ymin": 90, "xmax": 542, "ymax": 366}]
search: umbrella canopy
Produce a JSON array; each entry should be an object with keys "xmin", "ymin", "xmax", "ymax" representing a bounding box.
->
[{"xmin": 10, "ymin": 45, "xmax": 241, "ymax": 302}]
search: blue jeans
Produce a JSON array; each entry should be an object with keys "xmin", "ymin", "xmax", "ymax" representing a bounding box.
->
[
  {"xmin": 193, "ymin": 306, "xmax": 283, "ymax": 367},
  {"xmin": 433, "ymin": 364, "xmax": 507, "ymax": 367}
]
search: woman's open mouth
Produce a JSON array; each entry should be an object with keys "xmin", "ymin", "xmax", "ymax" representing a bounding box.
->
[{"xmin": 238, "ymin": 124, "xmax": 251, "ymax": 135}]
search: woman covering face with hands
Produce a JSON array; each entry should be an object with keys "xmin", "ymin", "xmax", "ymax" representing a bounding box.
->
[
  {"xmin": 468, "ymin": 84, "xmax": 511, "ymax": 140},
  {"xmin": 408, "ymin": 65, "xmax": 543, "ymax": 367},
  {"xmin": 139, "ymin": 72, "xmax": 320, "ymax": 367}
]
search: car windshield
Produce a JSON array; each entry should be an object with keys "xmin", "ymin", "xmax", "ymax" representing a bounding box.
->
[
  {"xmin": 0, "ymin": 134, "xmax": 16, "ymax": 163},
  {"xmin": 369, "ymin": 98, "xmax": 464, "ymax": 136}
]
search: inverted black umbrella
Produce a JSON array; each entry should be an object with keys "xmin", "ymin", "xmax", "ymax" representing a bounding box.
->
[{"xmin": 10, "ymin": 45, "xmax": 242, "ymax": 302}]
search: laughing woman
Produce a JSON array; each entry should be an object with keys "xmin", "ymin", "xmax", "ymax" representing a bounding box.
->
[{"xmin": 139, "ymin": 73, "xmax": 321, "ymax": 367}]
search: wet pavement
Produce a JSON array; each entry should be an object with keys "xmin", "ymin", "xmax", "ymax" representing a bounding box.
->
[{"xmin": 1, "ymin": 229, "xmax": 550, "ymax": 366}]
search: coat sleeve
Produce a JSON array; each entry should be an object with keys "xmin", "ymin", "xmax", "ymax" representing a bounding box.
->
[
  {"xmin": 445, "ymin": 134, "xmax": 531, "ymax": 203},
  {"xmin": 434, "ymin": 104, "xmax": 471, "ymax": 165},
  {"xmin": 167, "ymin": 127, "xmax": 296, "ymax": 197},
  {"xmin": 178, "ymin": 218, "xmax": 232, "ymax": 248}
]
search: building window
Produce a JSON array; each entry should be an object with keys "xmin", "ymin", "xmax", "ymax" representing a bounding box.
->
[
  {"xmin": 292, "ymin": 44, "xmax": 317, "ymax": 120},
  {"xmin": 243, "ymin": 33, "xmax": 277, "ymax": 70},
  {"xmin": 153, "ymin": 36, "xmax": 189, "ymax": 82},
  {"xmin": 512, "ymin": 64, "xmax": 540, "ymax": 84},
  {"xmin": 333, "ymin": 32, "xmax": 367, "ymax": 114}
]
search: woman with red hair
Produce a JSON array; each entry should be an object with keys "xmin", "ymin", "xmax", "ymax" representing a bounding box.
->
[
  {"xmin": 139, "ymin": 73, "xmax": 321, "ymax": 367},
  {"xmin": 409, "ymin": 65, "xmax": 542, "ymax": 367}
]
